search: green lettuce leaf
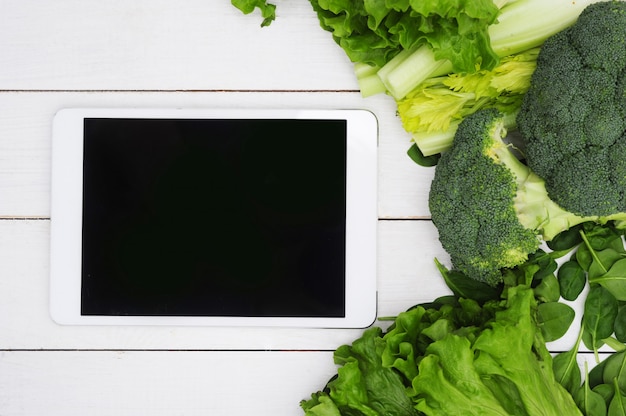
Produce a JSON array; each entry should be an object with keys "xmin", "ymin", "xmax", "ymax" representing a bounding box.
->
[
  {"xmin": 301, "ymin": 327, "xmax": 419, "ymax": 416},
  {"xmin": 302, "ymin": 285, "xmax": 583, "ymax": 415},
  {"xmin": 309, "ymin": 0, "xmax": 500, "ymax": 71},
  {"xmin": 231, "ymin": 0, "xmax": 276, "ymax": 27}
]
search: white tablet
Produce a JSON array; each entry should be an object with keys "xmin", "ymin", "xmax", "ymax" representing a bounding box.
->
[{"xmin": 49, "ymin": 108, "xmax": 378, "ymax": 327}]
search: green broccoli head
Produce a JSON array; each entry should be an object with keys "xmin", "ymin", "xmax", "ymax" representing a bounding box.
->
[
  {"xmin": 429, "ymin": 109, "xmax": 594, "ymax": 286},
  {"xmin": 516, "ymin": 1, "xmax": 626, "ymax": 218}
]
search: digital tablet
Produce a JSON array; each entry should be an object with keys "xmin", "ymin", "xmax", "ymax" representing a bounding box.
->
[{"xmin": 49, "ymin": 108, "xmax": 378, "ymax": 327}]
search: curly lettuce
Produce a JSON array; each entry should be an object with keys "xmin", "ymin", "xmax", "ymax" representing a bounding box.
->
[
  {"xmin": 301, "ymin": 285, "xmax": 582, "ymax": 415},
  {"xmin": 231, "ymin": 0, "xmax": 277, "ymax": 27}
]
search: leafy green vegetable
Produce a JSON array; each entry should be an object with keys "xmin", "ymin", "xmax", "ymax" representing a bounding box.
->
[
  {"xmin": 516, "ymin": 0, "xmax": 626, "ymax": 219},
  {"xmin": 397, "ymin": 47, "xmax": 537, "ymax": 157},
  {"xmin": 434, "ymin": 257, "xmax": 500, "ymax": 304},
  {"xmin": 574, "ymin": 362, "xmax": 608, "ymax": 416},
  {"xmin": 584, "ymin": 286, "xmax": 619, "ymax": 356},
  {"xmin": 609, "ymin": 378, "xmax": 626, "ymax": 416},
  {"xmin": 616, "ymin": 306, "xmax": 626, "ymax": 343},
  {"xmin": 537, "ymin": 301, "xmax": 575, "ymax": 342},
  {"xmin": 533, "ymin": 273, "xmax": 560, "ymax": 303},
  {"xmin": 230, "ymin": 0, "xmax": 276, "ymax": 27},
  {"xmin": 580, "ymin": 230, "xmax": 626, "ymax": 299},
  {"xmin": 558, "ymin": 260, "xmax": 587, "ymax": 301},
  {"xmin": 553, "ymin": 328, "xmax": 584, "ymax": 395},
  {"xmin": 406, "ymin": 142, "xmax": 440, "ymax": 168},
  {"xmin": 361, "ymin": 0, "xmax": 605, "ymax": 100},
  {"xmin": 548, "ymin": 223, "xmax": 586, "ymax": 252},
  {"xmin": 366, "ymin": 0, "xmax": 607, "ymax": 161},
  {"xmin": 309, "ymin": 0, "xmax": 501, "ymax": 72},
  {"xmin": 301, "ymin": 282, "xmax": 583, "ymax": 415}
]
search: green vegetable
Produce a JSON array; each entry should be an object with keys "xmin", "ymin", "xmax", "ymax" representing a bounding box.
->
[
  {"xmin": 584, "ymin": 285, "xmax": 619, "ymax": 357},
  {"xmin": 230, "ymin": 0, "xmax": 276, "ymax": 27},
  {"xmin": 575, "ymin": 362, "xmax": 608, "ymax": 416},
  {"xmin": 428, "ymin": 108, "xmax": 597, "ymax": 285},
  {"xmin": 301, "ymin": 282, "xmax": 583, "ymax": 415},
  {"xmin": 616, "ymin": 306, "xmax": 626, "ymax": 343},
  {"xmin": 579, "ymin": 227, "xmax": 626, "ymax": 302},
  {"xmin": 385, "ymin": 0, "xmax": 609, "ymax": 162},
  {"xmin": 558, "ymin": 260, "xmax": 587, "ymax": 301},
  {"xmin": 537, "ymin": 301, "xmax": 575, "ymax": 342},
  {"xmin": 309, "ymin": 0, "xmax": 502, "ymax": 74},
  {"xmin": 397, "ymin": 48, "xmax": 537, "ymax": 158},
  {"xmin": 516, "ymin": 0, "xmax": 626, "ymax": 219},
  {"xmin": 360, "ymin": 0, "xmax": 606, "ymax": 100},
  {"xmin": 553, "ymin": 327, "xmax": 584, "ymax": 395},
  {"xmin": 610, "ymin": 377, "xmax": 626, "ymax": 415}
]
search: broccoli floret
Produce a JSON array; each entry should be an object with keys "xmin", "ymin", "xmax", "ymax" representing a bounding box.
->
[
  {"xmin": 429, "ymin": 109, "xmax": 597, "ymax": 286},
  {"xmin": 516, "ymin": 1, "xmax": 626, "ymax": 219}
]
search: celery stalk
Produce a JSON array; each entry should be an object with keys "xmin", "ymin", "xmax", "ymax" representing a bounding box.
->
[
  {"xmin": 354, "ymin": 63, "xmax": 386, "ymax": 97},
  {"xmin": 489, "ymin": 0, "xmax": 606, "ymax": 56},
  {"xmin": 376, "ymin": 46, "xmax": 453, "ymax": 100},
  {"xmin": 413, "ymin": 110, "xmax": 519, "ymax": 157}
]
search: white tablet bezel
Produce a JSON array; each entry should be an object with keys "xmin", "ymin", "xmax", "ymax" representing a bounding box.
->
[{"xmin": 49, "ymin": 107, "xmax": 378, "ymax": 328}]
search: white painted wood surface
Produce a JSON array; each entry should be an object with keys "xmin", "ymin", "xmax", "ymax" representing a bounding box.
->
[{"xmin": 0, "ymin": 1, "xmax": 601, "ymax": 414}]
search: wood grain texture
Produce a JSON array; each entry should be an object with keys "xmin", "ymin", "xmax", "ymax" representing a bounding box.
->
[
  {"xmin": 0, "ymin": 91, "xmax": 433, "ymax": 218},
  {"xmin": 0, "ymin": 219, "xmax": 449, "ymax": 350},
  {"xmin": 0, "ymin": 350, "xmax": 337, "ymax": 416},
  {"xmin": 0, "ymin": 1, "xmax": 356, "ymax": 91},
  {"xmin": 0, "ymin": 350, "xmax": 606, "ymax": 416}
]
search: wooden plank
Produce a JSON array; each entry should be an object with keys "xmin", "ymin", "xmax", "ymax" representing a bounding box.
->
[
  {"xmin": 0, "ymin": 219, "xmax": 449, "ymax": 350},
  {"xmin": 0, "ymin": 91, "xmax": 433, "ymax": 219},
  {"xmin": 0, "ymin": 350, "xmax": 337, "ymax": 416},
  {"xmin": 0, "ymin": 1, "xmax": 358, "ymax": 91},
  {"xmin": 0, "ymin": 218, "xmax": 599, "ymax": 353},
  {"xmin": 0, "ymin": 350, "xmax": 611, "ymax": 416}
]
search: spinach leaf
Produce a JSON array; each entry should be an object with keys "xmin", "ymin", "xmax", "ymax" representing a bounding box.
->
[
  {"xmin": 534, "ymin": 274, "xmax": 560, "ymax": 303},
  {"xmin": 593, "ymin": 383, "xmax": 615, "ymax": 408},
  {"xmin": 590, "ymin": 358, "xmax": 610, "ymax": 389},
  {"xmin": 616, "ymin": 306, "xmax": 626, "ymax": 343},
  {"xmin": 609, "ymin": 378, "xmax": 626, "ymax": 416},
  {"xmin": 589, "ymin": 250, "xmax": 626, "ymax": 280},
  {"xmin": 602, "ymin": 351, "xmax": 626, "ymax": 393},
  {"xmin": 537, "ymin": 301, "xmax": 575, "ymax": 342},
  {"xmin": 584, "ymin": 286, "xmax": 619, "ymax": 352},
  {"xmin": 548, "ymin": 223, "xmax": 585, "ymax": 251},
  {"xmin": 579, "ymin": 243, "xmax": 594, "ymax": 272},
  {"xmin": 553, "ymin": 348, "xmax": 582, "ymax": 394},
  {"xmin": 583, "ymin": 223, "xmax": 624, "ymax": 251},
  {"xmin": 435, "ymin": 258, "xmax": 500, "ymax": 304},
  {"xmin": 591, "ymin": 259, "xmax": 626, "ymax": 301},
  {"xmin": 407, "ymin": 143, "xmax": 441, "ymax": 167},
  {"xmin": 558, "ymin": 259, "xmax": 587, "ymax": 301},
  {"xmin": 575, "ymin": 383, "xmax": 608, "ymax": 416}
]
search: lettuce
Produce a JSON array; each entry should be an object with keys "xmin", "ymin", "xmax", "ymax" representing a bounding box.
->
[
  {"xmin": 301, "ymin": 285, "xmax": 583, "ymax": 415},
  {"xmin": 309, "ymin": 0, "xmax": 501, "ymax": 72},
  {"xmin": 231, "ymin": 0, "xmax": 276, "ymax": 27}
]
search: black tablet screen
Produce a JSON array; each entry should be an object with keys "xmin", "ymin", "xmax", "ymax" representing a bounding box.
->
[{"xmin": 80, "ymin": 118, "xmax": 347, "ymax": 317}]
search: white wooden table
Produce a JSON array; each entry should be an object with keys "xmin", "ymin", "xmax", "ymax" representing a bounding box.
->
[{"xmin": 0, "ymin": 2, "xmax": 592, "ymax": 414}]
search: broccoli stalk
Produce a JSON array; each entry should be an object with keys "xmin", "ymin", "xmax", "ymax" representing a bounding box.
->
[
  {"xmin": 491, "ymin": 125, "xmax": 598, "ymax": 242},
  {"xmin": 365, "ymin": 0, "xmax": 608, "ymax": 100},
  {"xmin": 429, "ymin": 109, "xmax": 599, "ymax": 285}
]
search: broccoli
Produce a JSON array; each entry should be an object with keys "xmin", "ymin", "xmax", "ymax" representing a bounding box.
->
[
  {"xmin": 429, "ymin": 109, "xmax": 598, "ymax": 286},
  {"xmin": 516, "ymin": 1, "xmax": 626, "ymax": 219}
]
